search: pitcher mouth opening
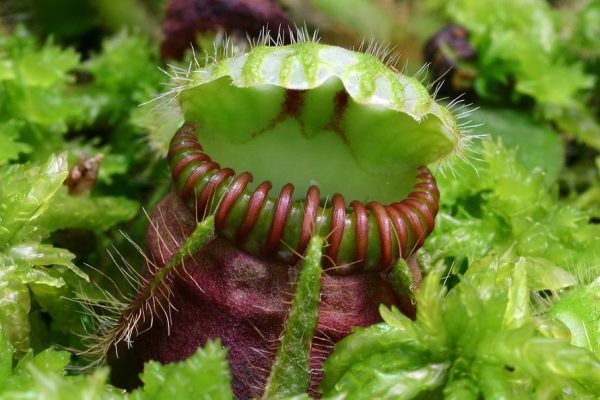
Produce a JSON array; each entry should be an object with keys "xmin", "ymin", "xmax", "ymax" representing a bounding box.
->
[{"xmin": 168, "ymin": 123, "xmax": 440, "ymax": 273}]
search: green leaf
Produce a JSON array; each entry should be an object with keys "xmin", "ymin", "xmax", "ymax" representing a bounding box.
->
[
  {"xmin": 441, "ymin": 0, "xmax": 595, "ymax": 108},
  {"xmin": 8, "ymin": 242, "xmax": 85, "ymax": 280},
  {"xmin": 0, "ymin": 121, "xmax": 31, "ymax": 165},
  {"xmin": 0, "ymin": 338, "xmax": 124, "ymax": 400},
  {"xmin": 132, "ymin": 339, "xmax": 233, "ymax": 400},
  {"xmin": 425, "ymin": 139, "xmax": 600, "ymax": 276},
  {"xmin": 0, "ymin": 329, "xmax": 11, "ymax": 387},
  {"xmin": 320, "ymin": 323, "xmax": 424, "ymax": 393},
  {"xmin": 6, "ymin": 348, "xmax": 70, "ymax": 394},
  {"xmin": 379, "ymin": 305, "xmax": 419, "ymax": 340},
  {"xmin": 0, "ymin": 153, "xmax": 131, "ymax": 352},
  {"xmin": 502, "ymin": 257, "xmax": 529, "ymax": 330},
  {"xmin": 83, "ymin": 31, "xmax": 164, "ymax": 123},
  {"xmin": 322, "ymin": 251, "xmax": 600, "ymax": 398},
  {"xmin": 18, "ymin": 347, "xmax": 71, "ymax": 374},
  {"xmin": 27, "ymin": 367, "xmax": 121, "ymax": 400},
  {"xmin": 0, "ymin": 29, "xmax": 86, "ymax": 142},
  {"xmin": 443, "ymin": 377, "xmax": 479, "ymax": 400},
  {"xmin": 521, "ymin": 257, "xmax": 576, "ymax": 292},
  {"xmin": 0, "ymin": 274, "xmax": 31, "ymax": 354},
  {"xmin": 0, "ymin": 153, "xmax": 69, "ymax": 245},
  {"xmin": 549, "ymin": 278, "xmax": 600, "ymax": 357},
  {"xmin": 28, "ymin": 282, "xmax": 85, "ymax": 339},
  {"xmin": 515, "ymin": 61, "xmax": 594, "ymax": 107},
  {"xmin": 0, "ymin": 329, "xmax": 233, "ymax": 400},
  {"xmin": 17, "ymin": 40, "xmax": 79, "ymax": 88},
  {"xmin": 324, "ymin": 356, "xmax": 448, "ymax": 399},
  {"xmin": 0, "ymin": 60, "xmax": 15, "ymax": 81},
  {"xmin": 545, "ymin": 105, "xmax": 600, "ymax": 152},
  {"xmin": 570, "ymin": 1, "xmax": 600, "ymax": 59},
  {"xmin": 414, "ymin": 266, "xmax": 449, "ymax": 353},
  {"xmin": 38, "ymin": 187, "xmax": 139, "ymax": 233},
  {"xmin": 467, "ymin": 108, "xmax": 563, "ymax": 185}
]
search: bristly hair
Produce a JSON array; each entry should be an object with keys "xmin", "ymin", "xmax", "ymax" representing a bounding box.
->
[
  {"xmin": 356, "ymin": 36, "xmax": 402, "ymax": 69},
  {"xmin": 75, "ymin": 212, "xmax": 215, "ymax": 368},
  {"xmin": 142, "ymin": 25, "xmax": 480, "ymax": 178},
  {"xmin": 143, "ymin": 25, "xmax": 416, "ymax": 110},
  {"xmin": 144, "ymin": 24, "xmax": 321, "ymax": 107},
  {"xmin": 431, "ymin": 94, "xmax": 485, "ymax": 177}
]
